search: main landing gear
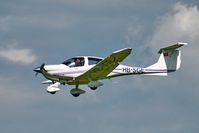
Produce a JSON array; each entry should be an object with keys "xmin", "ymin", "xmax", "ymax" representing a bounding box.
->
[
  {"xmin": 70, "ymin": 85, "xmax": 86, "ymax": 97},
  {"xmin": 90, "ymin": 87, "xmax": 97, "ymax": 90}
]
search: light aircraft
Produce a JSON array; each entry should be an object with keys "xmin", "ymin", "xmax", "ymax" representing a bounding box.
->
[{"xmin": 34, "ymin": 42, "xmax": 187, "ymax": 97}]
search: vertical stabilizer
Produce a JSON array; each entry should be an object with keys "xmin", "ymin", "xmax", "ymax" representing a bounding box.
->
[{"xmin": 144, "ymin": 42, "xmax": 187, "ymax": 76}]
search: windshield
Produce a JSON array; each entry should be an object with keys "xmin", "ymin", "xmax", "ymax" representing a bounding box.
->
[{"xmin": 62, "ymin": 57, "xmax": 85, "ymax": 67}]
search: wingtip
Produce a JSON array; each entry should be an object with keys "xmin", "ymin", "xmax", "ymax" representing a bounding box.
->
[
  {"xmin": 113, "ymin": 48, "xmax": 132, "ymax": 54},
  {"xmin": 177, "ymin": 42, "xmax": 188, "ymax": 46}
]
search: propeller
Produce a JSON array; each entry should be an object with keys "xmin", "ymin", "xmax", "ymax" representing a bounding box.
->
[
  {"xmin": 34, "ymin": 63, "xmax": 45, "ymax": 76},
  {"xmin": 40, "ymin": 63, "xmax": 45, "ymax": 70}
]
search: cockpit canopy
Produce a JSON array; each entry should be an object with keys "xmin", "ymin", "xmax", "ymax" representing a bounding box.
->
[
  {"xmin": 88, "ymin": 57, "xmax": 102, "ymax": 65},
  {"xmin": 62, "ymin": 57, "xmax": 85, "ymax": 67},
  {"xmin": 62, "ymin": 56, "xmax": 103, "ymax": 67}
]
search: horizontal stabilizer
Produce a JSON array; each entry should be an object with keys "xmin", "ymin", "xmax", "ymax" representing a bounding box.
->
[{"xmin": 158, "ymin": 42, "xmax": 188, "ymax": 54}]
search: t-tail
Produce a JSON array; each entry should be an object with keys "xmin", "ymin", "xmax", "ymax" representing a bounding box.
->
[{"xmin": 143, "ymin": 42, "xmax": 188, "ymax": 76}]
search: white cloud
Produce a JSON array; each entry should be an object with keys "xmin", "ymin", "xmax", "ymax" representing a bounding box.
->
[
  {"xmin": 125, "ymin": 2, "xmax": 199, "ymax": 89},
  {"xmin": 145, "ymin": 3, "xmax": 199, "ymax": 77},
  {"xmin": 0, "ymin": 44, "xmax": 37, "ymax": 65},
  {"xmin": 148, "ymin": 2, "xmax": 199, "ymax": 50}
]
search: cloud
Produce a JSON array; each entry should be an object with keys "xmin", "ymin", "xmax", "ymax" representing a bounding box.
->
[
  {"xmin": 126, "ymin": 24, "xmax": 143, "ymax": 45},
  {"xmin": 0, "ymin": 16, "xmax": 11, "ymax": 31},
  {"xmin": 149, "ymin": 2, "xmax": 199, "ymax": 47},
  {"xmin": 146, "ymin": 2, "xmax": 199, "ymax": 77},
  {"xmin": 124, "ymin": 2, "xmax": 199, "ymax": 78},
  {"xmin": 124, "ymin": 2, "xmax": 199, "ymax": 91},
  {"xmin": 0, "ymin": 43, "xmax": 37, "ymax": 65}
]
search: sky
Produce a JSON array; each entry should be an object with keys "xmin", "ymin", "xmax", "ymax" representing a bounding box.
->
[{"xmin": 0, "ymin": 0, "xmax": 199, "ymax": 133}]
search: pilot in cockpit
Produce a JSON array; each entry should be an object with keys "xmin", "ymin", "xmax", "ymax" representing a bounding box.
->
[
  {"xmin": 74, "ymin": 58, "xmax": 81, "ymax": 66},
  {"xmin": 68, "ymin": 58, "xmax": 81, "ymax": 67}
]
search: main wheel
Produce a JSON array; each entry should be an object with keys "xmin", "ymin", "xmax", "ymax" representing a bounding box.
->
[
  {"xmin": 90, "ymin": 87, "xmax": 97, "ymax": 90},
  {"xmin": 72, "ymin": 94, "xmax": 80, "ymax": 97}
]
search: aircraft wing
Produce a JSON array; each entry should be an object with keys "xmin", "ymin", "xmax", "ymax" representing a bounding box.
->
[{"xmin": 76, "ymin": 48, "xmax": 132, "ymax": 81}]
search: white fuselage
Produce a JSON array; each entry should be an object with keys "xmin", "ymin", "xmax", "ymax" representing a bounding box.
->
[{"xmin": 42, "ymin": 56, "xmax": 144, "ymax": 85}]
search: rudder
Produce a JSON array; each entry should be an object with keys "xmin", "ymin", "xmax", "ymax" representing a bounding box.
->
[{"xmin": 163, "ymin": 49, "xmax": 181, "ymax": 71}]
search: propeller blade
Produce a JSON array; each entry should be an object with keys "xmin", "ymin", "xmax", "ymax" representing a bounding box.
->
[
  {"xmin": 33, "ymin": 63, "xmax": 45, "ymax": 75},
  {"xmin": 40, "ymin": 63, "xmax": 45, "ymax": 70},
  {"xmin": 35, "ymin": 72, "xmax": 39, "ymax": 76}
]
